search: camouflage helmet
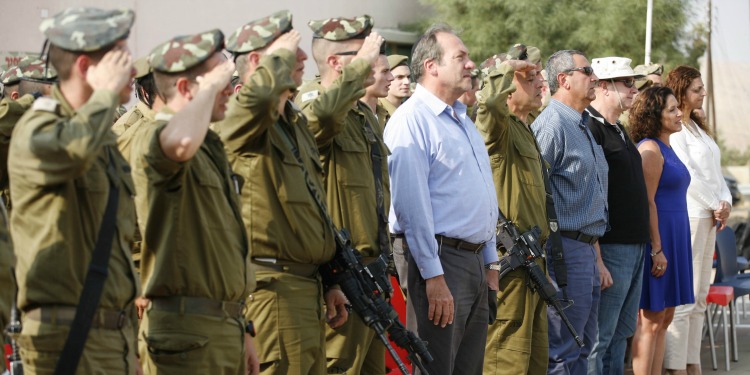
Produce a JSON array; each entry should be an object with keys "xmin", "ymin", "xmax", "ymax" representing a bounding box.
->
[
  {"xmin": 308, "ymin": 15, "xmax": 373, "ymax": 41},
  {"xmin": 150, "ymin": 29, "xmax": 225, "ymax": 74},
  {"xmin": 17, "ymin": 56, "xmax": 58, "ymax": 82},
  {"xmin": 387, "ymin": 55, "xmax": 408, "ymax": 70},
  {"xmin": 40, "ymin": 7, "xmax": 135, "ymax": 52},
  {"xmin": 1, "ymin": 66, "xmax": 22, "ymax": 85},
  {"xmin": 133, "ymin": 56, "xmax": 151, "ymax": 79},
  {"xmin": 226, "ymin": 10, "xmax": 293, "ymax": 55},
  {"xmin": 634, "ymin": 63, "xmax": 663, "ymax": 76},
  {"xmin": 506, "ymin": 44, "xmax": 542, "ymax": 65}
]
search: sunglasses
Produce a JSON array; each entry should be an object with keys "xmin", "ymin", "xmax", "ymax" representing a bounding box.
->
[
  {"xmin": 611, "ymin": 78, "xmax": 636, "ymax": 88},
  {"xmin": 564, "ymin": 66, "xmax": 594, "ymax": 76}
]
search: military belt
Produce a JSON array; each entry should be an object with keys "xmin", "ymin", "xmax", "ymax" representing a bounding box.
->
[
  {"xmin": 560, "ymin": 231, "xmax": 599, "ymax": 245},
  {"xmin": 251, "ymin": 258, "xmax": 319, "ymax": 278},
  {"xmin": 25, "ymin": 305, "xmax": 130, "ymax": 330},
  {"xmin": 392, "ymin": 233, "xmax": 485, "ymax": 254},
  {"xmin": 149, "ymin": 296, "xmax": 244, "ymax": 319}
]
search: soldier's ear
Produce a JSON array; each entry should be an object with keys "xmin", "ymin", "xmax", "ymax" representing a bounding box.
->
[
  {"xmin": 10, "ymin": 91, "xmax": 19, "ymax": 100},
  {"xmin": 175, "ymin": 77, "xmax": 193, "ymax": 98},
  {"xmin": 247, "ymin": 52, "xmax": 262, "ymax": 68},
  {"xmin": 326, "ymin": 54, "xmax": 343, "ymax": 73},
  {"xmin": 73, "ymin": 55, "xmax": 92, "ymax": 81}
]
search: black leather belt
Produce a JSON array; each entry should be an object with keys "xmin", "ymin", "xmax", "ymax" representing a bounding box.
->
[
  {"xmin": 392, "ymin": 233, "xmax": 485, "ymax": 254},
  {"xmin": 560, "ymin": 231, "xmax": 599, "ymax": 245}
]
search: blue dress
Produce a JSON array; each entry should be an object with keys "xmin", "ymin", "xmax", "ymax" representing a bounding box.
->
[{"xmin": 639, "ymin": 138, "xmax": 695, "ymax": 311}]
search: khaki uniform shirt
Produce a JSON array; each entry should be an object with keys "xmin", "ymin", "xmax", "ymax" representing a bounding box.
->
[
  {"xmin": 131, "ymin": 109, "xmax": 252, "ymax": 301},
  {"xmin": 378, "ymin": 97, "xmax": 398, "ymax": 118},
  {"xmin": 373, "ymin": 102, "xmax": 390, "ymax": 133},
  {"xmin": 0, "ymin": 94, "xmax": 34, "ymax": 191},
  {"xmin": 113, "ymin": 101, "xmax": 155, "ymax": 163},
  {"xmin": 296, "ymin": 59, "xmax": 391, "ymax": 259},
  {"xmin": 475, "ymin": 64, "xmax": 550, "ymax": 244},
  {"xmin": 216, "ymin": 50, "xmax": 335, "ymax": 265},
  {"xmin": 9, "ymin": 86, "xmax": 138, "ymax": 311},
  {"xmin": 0, "ymin": 201, "xmax": 13, "ymax": 331}
]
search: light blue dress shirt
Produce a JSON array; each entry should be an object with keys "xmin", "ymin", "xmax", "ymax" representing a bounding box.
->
[
  {"xmin": 531, "ymin": 98, "xmax": 609, "ymax": 237},
  {"xmin": 384, "ymin": 84, "xmax": 499, "ymax": 279}
]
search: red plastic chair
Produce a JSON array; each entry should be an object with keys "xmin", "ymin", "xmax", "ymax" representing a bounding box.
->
[{"xmin": 705, "ymin": 285, "xmax": 736, "ymax": 371}]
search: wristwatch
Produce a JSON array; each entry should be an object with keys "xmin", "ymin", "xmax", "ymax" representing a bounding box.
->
[
  {"xmin": 245, "ymin": 320, "xmax": 256, "ymax": 337},
  {"xmin": 485, "ymin": 262, "xmax": 501, "ymax": 271}
]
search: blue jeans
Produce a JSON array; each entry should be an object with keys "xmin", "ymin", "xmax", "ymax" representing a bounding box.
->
[
  {"xmin": 588, "ymin": 243, "xmax": 645, "ymax": 375},
  {"xmin": 547, "ymin": 237, "xmax": 601, "ymax": 375}
]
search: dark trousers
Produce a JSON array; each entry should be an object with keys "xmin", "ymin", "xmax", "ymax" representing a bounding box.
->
[{"xmin": 404, "ymin": 241, "xmax": 489, "ymax": 375}]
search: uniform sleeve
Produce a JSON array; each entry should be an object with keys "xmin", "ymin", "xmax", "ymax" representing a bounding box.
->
[
  {"xmin": 135, "ymin": 121, "xmax": 185, "ymax": 184},
  {"xmin": 475, "ymin": 64, "xmax": 515, "ymax": 155},
  {"xmin": 218, "ymin": 49, "xmax": 298, "ymax": 153},
  {"xmin": 297, "ymin": 59, "xmax": 371, "ymax": 149},
  {"xmin": 13, "ymin": 90, "xmax": 119, "ymax": 186},
  {"xmin": 671, "ymin": 129, "xmax": 721, "ymax": 211}
]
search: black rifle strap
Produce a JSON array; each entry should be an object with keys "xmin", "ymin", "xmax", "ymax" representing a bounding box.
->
[
  {"xmin": 54, "ymin": 147, "xmax": 120, "ymax": 375},
  {"xmin": 358, "ymin": 104, "xmax": 391, "ymax": 258},
  {"xmin": 539, "ymin": 157, "xmax": 568, "ymax": 294}
]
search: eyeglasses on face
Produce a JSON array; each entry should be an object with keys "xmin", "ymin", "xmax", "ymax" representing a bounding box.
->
[
  {"xmin": 564, "ymin": 66, "xmax": 594, "ymax": 76},
  {"xmin": 611, "ymin": 78, "xmax": 635, "ymax": 88}
]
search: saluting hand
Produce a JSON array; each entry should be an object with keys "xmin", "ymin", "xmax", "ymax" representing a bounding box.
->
[
  {"xmin": 196, "ymin": 59, "xmax": 236, "ymax": 95},
  {"xmin": 86, "ymin": 49, "xmax": 133, "ymax": 94},
  {"xmin": 355, "ymin": 31, "xmax": 384, "ymax": 66},
  {"xmin": 266, "ymin": 30, "xmax": 301, "ymax": 55},
  {"xmin": 503, "ymin": 59, "xmax": 536, "ymax": 73}
]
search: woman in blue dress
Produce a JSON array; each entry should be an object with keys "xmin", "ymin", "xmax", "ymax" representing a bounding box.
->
[{"xmin": 628, "ymin": 86, "xmax": 694, "ymax": 375}]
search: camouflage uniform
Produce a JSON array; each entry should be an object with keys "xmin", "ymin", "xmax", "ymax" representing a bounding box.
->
[
  {"xmin": 476, "ymin": 46, "xmax": 550, "ymax": 375},
  {"xmin": 297, "ymin": 16, "xmax": 389, "ymax": 375},
  {"xmin": 218, "ymin": 11, "xmax": 337, "ymax": 374},
  {"xmin": 8, "ymin": 8, "xmax": 140, "ymax": 375},
  {"xmin": 132, "ymin": 30, "xmax": 252, "ymax": 375}
]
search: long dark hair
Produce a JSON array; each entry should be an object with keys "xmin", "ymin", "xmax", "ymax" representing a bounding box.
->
[
  {"xmin": 629, "ymin": 86, "xmax": 675, "ymax": 143},
  {"xmin": 665, "ymin": 65, "xmax": 708, "ymax": 135}
]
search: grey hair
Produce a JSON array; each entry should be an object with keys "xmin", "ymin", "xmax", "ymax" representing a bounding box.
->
[
  {"xmin": 410, "ymin": 24, "xmax": 455, "ymax": 83},
  {"xmin": 546, "ymin": 49, "xmax": 584, "ymax": 95}
]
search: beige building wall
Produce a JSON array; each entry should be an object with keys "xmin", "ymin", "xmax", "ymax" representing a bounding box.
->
[{"xmin": 0, "ymin": 0, "xmax": 428, "ymax": 79}]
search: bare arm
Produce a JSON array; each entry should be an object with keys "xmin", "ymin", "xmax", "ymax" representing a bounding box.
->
[{"xmin": 638, "ymin": 140, "xmax": 667, "ymax": 277}]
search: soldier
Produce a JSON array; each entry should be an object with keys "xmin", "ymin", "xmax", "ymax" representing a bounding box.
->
[
  {"xmin": 296, "ymin": 15, "xmax": 390, "ymax": 374},
  {"xmin": 130, "ymin": 29, "xmax": 258, "ymax": 374},
  {"xmin": 379, "ymin": 54, "xmax": 410, "ymax": 116},
  {"xmin": 0, "ymin": 57, "xmax": 58, "ymax": 209},
  {"xmin": 8, "ymin": 7, "xmax": 140, "ymax": 374},
  {"xmin": 113, "ymin": 56, "xmax": 163, "ymax": 273},
  {"xmin": 217, "ymin": 10, "xmax": 348, "ymax": 374},
  {"xmin": 475, "ymin": 45, "xmax": 550, "ymax": 375},
  {"xmin": 362, "ymin": 53, "xmax": 394, "ymax": 131},
  {"xmin": 1, "ymin": 67, "xmax": 21, "ymax": 100},
  {"xmin": 634, "ymin": 63, "xmax": 663, "ymax": 87}
]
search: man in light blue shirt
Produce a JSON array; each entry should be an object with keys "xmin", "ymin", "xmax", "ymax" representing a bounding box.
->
[
  {"xmin": 384, "ymin": 24, "xmax": 499, "ymax": 375},
  {"xmin": 531, "ymin": 50, "xmax": 609, "ymax": 375}
]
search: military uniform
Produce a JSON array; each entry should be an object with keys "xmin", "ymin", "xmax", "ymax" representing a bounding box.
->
[
  {"xmin": 0, "ymin": 198, "xmax": 13, "ymax": 373},
  {"xmin": 218, "ymin": 12, "xmax": 335, "ymax": 374},
  {"xmin": 296, "ymin": 15, "xmax": 389, "ymax": 375},
  {"xmin": 8, "ymin": 8, "xmax": 139, "ymax": 374},
  {"xmin": 129, "ymin": 30, "xmax": 251, "ymax": 375},
  {"xmin": 377, "ymin": 97, "xmax": 397, "ymax": 118},
  {"xmin": 378, "ymin": 54, "xmax": 408, "ymax": 118},
  {"xmin": 475, "ymin": 49, "xmax": 550, "ymax": 375}
]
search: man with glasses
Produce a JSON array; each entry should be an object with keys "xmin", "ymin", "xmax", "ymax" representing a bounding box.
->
[
  {"xmin": 531, "ymin": 50, "xmax": 608, "ymax": 375},
  {"xmin": 585, "ymin": 57, "xmax": 650, "ymax": 375}
]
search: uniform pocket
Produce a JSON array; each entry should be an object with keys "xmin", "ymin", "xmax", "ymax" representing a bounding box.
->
[
  {"xmin": 512, "ymin": 138, "xmax": 543, "ymax": 187},
  {"xmin": 247, "ymin": 288, "xmax": 282, "ymax": 368},
  {"xmin": 144, "ymin": 332, "xmax": 209, "ymax": 364},
  {"xmin": 333, "ymin": 135, "xmax": 370, "ymax": 188}
]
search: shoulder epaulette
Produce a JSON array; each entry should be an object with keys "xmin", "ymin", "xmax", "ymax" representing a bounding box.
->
[
  {"xmin": 31, "ymin": 97, "xmax": 59, "ymax": 113},
  {"xmin": 154, "ymin": 112, "xmax": 174, "ymax": 122},
  {"xmin": 300, "ymin": 90, "xmax": 319, "ymax": 103}
]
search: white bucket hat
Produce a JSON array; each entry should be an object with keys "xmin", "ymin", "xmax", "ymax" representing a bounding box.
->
[{"xmin": 591, "ymin": 57, "xmax": 645, "ymax": 80}]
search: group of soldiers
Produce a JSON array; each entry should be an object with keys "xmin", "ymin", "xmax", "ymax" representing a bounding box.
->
[{"xmin": 0, "ymin": 4, "xmax": 671, "ymax": 375}]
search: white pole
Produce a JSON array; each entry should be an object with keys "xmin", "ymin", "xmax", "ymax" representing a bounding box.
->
[{"xmin": 645, "ymin": 0, "xmax": 654, "ymax": 64}]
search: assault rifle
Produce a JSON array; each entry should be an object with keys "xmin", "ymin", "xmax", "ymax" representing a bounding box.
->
[
  {"xmin": 496, "ymin": 212, "xmax": 584, "ymax": 348},
  {"xmin": 320, "ymin": 228, "xmax": 433, "ymax": 375}
]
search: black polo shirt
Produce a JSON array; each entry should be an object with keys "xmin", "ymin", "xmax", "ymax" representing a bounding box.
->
[{"xmin": 585, "ymin": 106, "xmax": 650, "ymax": 244}]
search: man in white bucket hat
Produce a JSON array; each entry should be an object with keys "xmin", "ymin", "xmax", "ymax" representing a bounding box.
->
[{"xmin": 585, "ymin": 57, "xmax": 649, "ymax": 375}]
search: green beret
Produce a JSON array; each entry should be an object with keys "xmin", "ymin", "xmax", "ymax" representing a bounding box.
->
[
  {"xmin": 150, "ymin": 29, "xmax": 225, "ymax": 74},
  {"xmin": 227, "ymin": 10, "xmax": 293, "ymax": 55},
  {"xmin": 1, "ymin": 66, "xmax": 22, "ymax": 85},
  {"xmin": 133, "ymin": 56, "xmax": 151, "ymax": 79},
  {"xmin": 308, "ymin": 15, "xmax": 373, "ymax": 41},
  {"xmin": 40, "ymin": 7, "xmax": 134, "ymax": 52},
  {"xmin": 634, "ymin": 63, "xmax": 663, "ymax": 76},
  {"xmin": 18, "ymin": 56, "xmax": 57, "ymax": 82},
  {"xmin": 387, "ymin": 55, "xmax": 408, "ymax": 70}
]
